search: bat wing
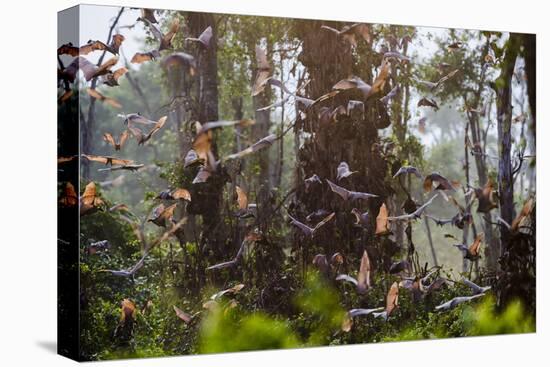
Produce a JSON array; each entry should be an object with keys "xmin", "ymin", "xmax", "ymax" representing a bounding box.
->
[
  {"xmin": 119, "ymin": 130, "xmax": 129, "ymax": 149},
  {"xmin": 235, "ymin": 186, "xmax": 248, "ymax": 210},
  {"xmin": 335, "ymin": 274, "xmax": 358, "ymax": 286},
  {"xmin": 131, "ymin": 52, "xmax": 153, "ymax": 64},
  {"xmin": 82, "ymin": 154, "xmax": 108, "ymax": 164},
  {"xmin": 103, "ymin": 133, "xmax": 116, "ymax": 148},
  {"xmin": 385, "ymin": 282, "xmax": 399, "ymax": 316},
  {"xmin": 162, "ymin": 18, "xmax": 180, "ymax": 47},
  {"xmin": 77, "ymin": 57, "xmax": 98, "ymax": 81},
  {"xmin": 173, "ymin": 305, "xmax": 192, "ymax": 323},
  {"xmin": 326, "ymin": 179, "xmax": 350, "ymax": 201},
  {"xmin": 375, "ymin": 203, "xmax": 390, "ymax": 235},
  {"xmin": 94, "ymin": 56, "xmax": 119, "ymax": 77},
  {"xmin": 112, "ymin": 67, "xmax": 128, "ymax": 81},
  {"xmin": 356, "ymin": 249, "xmax": 372, "ymax": 292},
  {"xmin": 81, "ymin": 182, "xmax": 98, "ymax": 206},
  {"xmin": 371, "ymin": 59, "xmax": 391, "ymax": 96},
  {"xmin": 198, "ymin": 26, "xmax": 213, "ymax": 46},
  {"xmin": 171, "ymin": 188, "xmax": 191, "ymax": 201},
  {"xmin": 288, "ymin": 214, "xmax": 314, "ymax": 236},
  {"xmin": 57, "ymin": 43, "xmax": 79, "ymax": 56},
  {"xmin": 312, "ymin": 212, "xmax": 335, "ymax": 233}
]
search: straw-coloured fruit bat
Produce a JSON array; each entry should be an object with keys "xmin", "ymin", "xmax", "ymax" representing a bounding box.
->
[
  {"xmin": 148, "ymin": 203, "xmax": 177, "ymax": 227},
  {"xmin": 103, "ymin": 131, "xmax": 129, "ymax": 151},
  {"xmin": 185, "ymin": 26, "xmax": 213, "ymax": 48},
  {"xmin": 86, "ymin": 88, "xmax": 122, "ymax": 108},
  {"xmin": 335, "ymin": 250, "xmax": 372, "ymax": 294},
  {"xmin": 288, "ymin": 212, "xmax": 335, "ymax": 238},
  {"xmin": 326, "ymin": 179, "xmax": 378, "ymax": 202}
]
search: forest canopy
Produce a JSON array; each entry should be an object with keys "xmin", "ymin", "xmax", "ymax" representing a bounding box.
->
[{"xmin": 57, "ymin": 5, "xmax": 536, "ymax": 361}]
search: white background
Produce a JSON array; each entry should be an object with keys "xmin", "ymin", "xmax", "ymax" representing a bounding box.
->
[{"xmin": 0, "ymin": 0, "xmax": 547, "ymax": 365}]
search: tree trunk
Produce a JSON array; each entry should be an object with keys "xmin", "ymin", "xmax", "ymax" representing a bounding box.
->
[{"xmin": 494, "ymin": 34, "xmax": 520, "ymax": 251}]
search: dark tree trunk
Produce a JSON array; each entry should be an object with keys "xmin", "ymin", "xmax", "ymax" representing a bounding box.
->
[
  {"xmin": 494, "ymin": 34, "xmax": 520, "ymax": 253},
  {"xmin": 294, "ymin": 21, "xmax": 393, "ymax": 273}
]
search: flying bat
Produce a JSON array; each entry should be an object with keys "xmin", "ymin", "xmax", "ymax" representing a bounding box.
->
[
  {"xmin": 185, "ymin": 25, "xmax": 213, "ymax": 48},
  {"xmin": 252, "ymin": 46, "xmax": 272, "ymax": 96},
  {"xmin": 97, "ymin": 164, "xmax": 144, "ymax": 172},
  {"xmin": 206, "ymin": 232, "xmax": 262, "ymax": 271},
  {"xmin": 332, "ymin": 77, "xmax": 372, "ymax": 99},
  {"xmin": 142, "ymin": 17, "xmax": 180, "ymax": 51},
  {"xmin": 379, "ymin": 84, "xmax": 400, "ymax": 106},
  {"xmin": 461, "ymin": 277, "xmax": 491, "ymax": 295},
  {"xmin": 393, "ymin": 165, "xmax": 422, "ymax": 179},
  {"xmin": 413, "ymin": 69, "xmax": 459, "ymax": 91},
  {"xmin": 373, "ymin": 282, "xmax": 399, "ymax": 321},
  {"xmin": 423, "ymin": 172, "xmax": 457, "ymax": 192},
  {"xmin": 388, "ymin": 194, "xmax": 438, "ymax": 221},
  {"xmin": 98, "ymin": 256, "xmax": 145, "ymax": 278},
  {"xmin": 102, "ymin": 67, "xmax": 128, "ymax": 87},
  {"xmin": 86, "ymin": 88, "xmax": 122, "ymax": 108},
  {"xmin": 173, "ymin": 305, "xmax": 192, "ymax": 324},
  {"xmin": 118, "ymin": 113, "xmax": 158, "ymax": 127},
  {"xmin": 59, "ymin": 182, "xmax": 78, "ymax": 207},
  {"xmin": 223, "ymin": 134, "xmax": 277, "ymax": 161},
  {"xmin": 417, "ymin": 97, "xmax": 439, "ymax": 110},
  {"xmin": 288, "ymin": 212, "xmax": 335, "ymax": 238},
  {"xmin": 156, "ymin": 188, "xmax": 191, "ymax": 201},
  {"xmin": 131, "ymin": 49, "xmax": 161, "ymax": 64},
  {"xmin": 472, "ymin": 179, "xmax": 498, "ymax": 213},
  {"xmin": 453, "ymin": 233, "xmax": 484, "ymax": 260},
  {"xmin": 320, "ymin": 23, "xmax": 370, "ymax": 47},
  {"xmin": 351, "ymin": 208, "xmax": 369, "ymax": 228},
  {"xmin": 326, "ymin": 179, "xmax": 378, "ymax": 202},
  {"xmin": 81, "ymin": 154, "xmax": 134, "ymax": 166},
  {"xmin": 234, "ymin": 186, "xmax": 256, "ymax": 218},
  {"xmin": 103, "ymin": 131, "xmax": 129, "ymax": 151},
  {"xmin": 148, "ymin": 203, "xmax": 177, "ymax": 227},
  {"xmin": 162, "ymin": 52, "xmax": 197, "ymax": 76},
  {"xmin": 139, "ymin": 8, "xmax": 158, "ymax": 24},
  {"xmin": 336, "ymin": 161, "xmax": 357, "ymax": 181},
  {"xmin": 210, "ymin": 284, "xmax": 245, "ymax": 301},
  {"xmin": 341, "ymin": 306, "xmax": 385, "ymax": 332},
  {"xmin": 335, "ymin": 249, "xmax": 372, "ymax": 294},
  {"xmin": 435, "ymin": 293, "xmax": 484, "ymax": 311},
  {"xmin": 80, "ymin": 182, "xmax": 104, "ymax": 216},
  {"xmin": 128, "ymin": 116, "xmax": 167, "ymax": 145},
  {"xmin": 304, "ymin": 174, "xmax": 322, "ymax": 192},
  {"xmin": 374, "ymin": 203, "xmax": 390, "ymax": 235}
]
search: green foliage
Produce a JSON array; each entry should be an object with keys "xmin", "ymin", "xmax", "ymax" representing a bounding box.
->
[
  {"xmin": 199, "ymin": 309, "xmax": 299, "ymax": 353},
  {"xmin": 464, "ymin": 296, "xmax": 535, "ymax": 336}
]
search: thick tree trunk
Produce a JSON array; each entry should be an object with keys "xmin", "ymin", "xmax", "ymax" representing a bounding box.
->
[{"xmin": 295, "ymin": 21, "xmax": 393, "ymax": 271}]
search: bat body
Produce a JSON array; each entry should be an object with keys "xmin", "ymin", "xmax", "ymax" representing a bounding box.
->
[
  {"xmin": 142, "ymin": 17, "xmax": 180, "ymax": 51},
  {"xmin": 304, "ymin": 174, "xmax": 322, "ymax": 192},
  {"xmin": 453, "ymin": 233, "xmax": 484, "ymax": 260},
  {"xmin": 103, "ymin": 131, "xmax": 129, "ymax": 151},
  {"xmin": 336, "ymin": 161, "xmax": 357, "ymax": 181},
  {"xmin": 156, "ymin": 188, "xmax": 191, "ymax": 201},
  {"xmin": 101, "ymin": 67, "xmax": 127, "ymax": 87},
  {"xmin": 351, "ymin": 208, "xmax": 369, "ymax": 228}
]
